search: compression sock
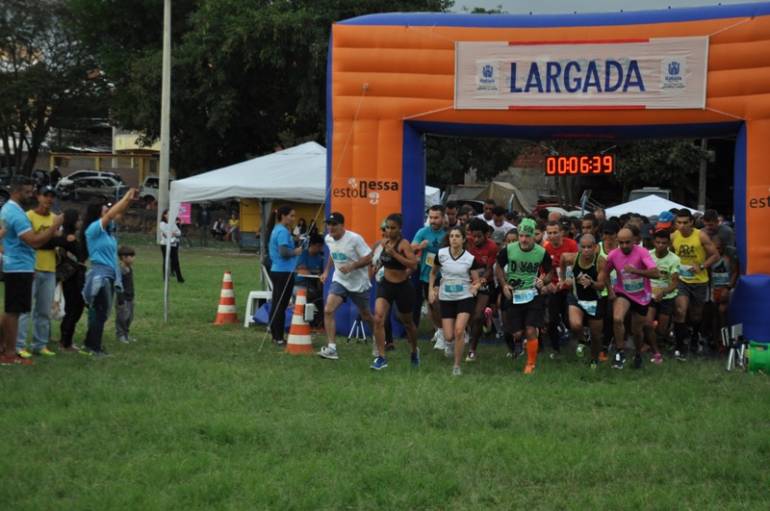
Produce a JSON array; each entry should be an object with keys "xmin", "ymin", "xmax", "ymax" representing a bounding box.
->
[
  {"xmin": 674, "ymin": 322, "xmax": 688, "ymax": 352},
  {"xmin": 526, "ymin": 339, "xmax": 539, "ymax": 367}
]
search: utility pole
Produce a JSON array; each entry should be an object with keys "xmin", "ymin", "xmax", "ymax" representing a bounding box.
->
[
  {"xmin": 698, "ymin": 138, "xmax": 707, "ymax": 211},
  {"xmin": 159, "ymin": 0, "xmax": 172, "ymax": 321}
]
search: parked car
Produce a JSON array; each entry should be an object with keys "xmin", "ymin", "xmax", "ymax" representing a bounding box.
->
[
  {"xmin": 139, "ymin": 175, "xmax": 174, "ymax": 204},
  {"xmin": 56, "ymin": 170, "xmax": 124, "ymax": 191},
  {"xmin": 63, "ymin": 176, "xmax": 128, "ymax": 202}
]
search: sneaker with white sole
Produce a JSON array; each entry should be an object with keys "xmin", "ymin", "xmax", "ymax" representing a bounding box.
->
[
  {"xmin": 465, "ymin": 351, "xmax": 477, "ymax": 362},
  {"xmin": 432, "ymin": 329, "xmax": 446, "ymax": 350},
  {"xmin": 452, "ymin": 366, "xmax": 462, "ymax": 376},
  {"xmin": 444, "ymin": 341, "xmax": 454, "ymax": 358},
  {"xmin": 318, "ymin": 345, "xmax": 339, "ymax": 360},
  {"xmin": 370, "ymin": 356, "xmax": 388, "ymax": 370}
]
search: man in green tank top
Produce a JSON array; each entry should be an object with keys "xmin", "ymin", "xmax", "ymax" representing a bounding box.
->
[{"xmin": 495, "ymin": 218, "xmax": 553, "ymax": 375}]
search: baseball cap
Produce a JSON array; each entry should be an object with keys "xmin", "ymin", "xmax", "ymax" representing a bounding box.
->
[
  {"xmin": 518, "ymin": 218, "xmax": 536, "ymax": 236},
  {"xmin": 37, "ymin": 184, "xmax": 57, "ymax": 197},
  {"xmin": 655, "ymin": 210, "xmax": 674, "ymax": 231},
  {"xmin": 325, "ymin": 212, "xmax": 344, "ymax": 225}
]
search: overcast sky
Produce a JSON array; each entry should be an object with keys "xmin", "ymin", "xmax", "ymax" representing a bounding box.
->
[{"xmin": 451, "ymin": 0, "xmax": 767, "ymax": 14}]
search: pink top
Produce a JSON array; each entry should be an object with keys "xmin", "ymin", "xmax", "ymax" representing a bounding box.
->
[{"xmin": 605, "ymin": 245, "xmax": 656, "ymax": 305}]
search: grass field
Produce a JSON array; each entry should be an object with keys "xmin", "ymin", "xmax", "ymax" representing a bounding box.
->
[{"xmin": 2, "ymin": 240, "xmax": 770, "ymax": 510}]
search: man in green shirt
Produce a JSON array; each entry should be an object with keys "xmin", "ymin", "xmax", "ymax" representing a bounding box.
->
[
  {"xmin": 495, "ymin": 218, "xmax": 554, "ymax": 374},
  {"xmin": 645, "ymin": 229, "xmax": 680, "ymax": 364}
]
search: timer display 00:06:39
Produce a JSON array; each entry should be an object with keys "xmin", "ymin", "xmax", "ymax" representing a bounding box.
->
[{"xmin": 545, "ymin": 155, "xmax": 614, "ymax": 176}]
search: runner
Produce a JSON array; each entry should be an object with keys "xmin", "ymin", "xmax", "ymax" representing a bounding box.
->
[
  {"xmin": 489, "ymin": 206, "xmax": 515, "ymax": 245},
  {"xmin": 466, "ymin": 218, "xmax": 499, "ymax": 361},
  {"xmin": 644, "ymin": 229, "xmax": 680, "ymax": 364},
  {"xmin": 709, "ymin": 236, "xmax": 737, "ymax": 348},
  {"xmin": 579, "ymin": 214, "xmax": 599, "ymax": 242},
  {"xmin": 600, "ymin": 228, "xmax": 660, "ymax": 369},
  {"xmin": 370, "ymin": 220, "xmax": 395, "ymax": 352},
  {"xmin": 560, "ymin": 234, "xmax": 606, "ymax": 369},
  {"xmin": 445, "ymin": 201, "xmax": 461, "ymax": 229},
  {"xmin": 543, "ymin": 221, "xmax": 578, "ymax": 357},
  {"xmin": 477, "ymin": 199, "xmax": 496, "ymax": 224},
  {"xmin": 495, "ymin": 218, "xmax": 554, "ymax": 374},
  {"xmin": 317, "ymin": 212, "xmax": 374, "ymax": 360},
  {"xmin": 598, "ymin": 221, "xmax": 620, "ymax": 361},
  {"xmin": 429, "ymin": 227, "xmax": 481, "ymax": 376},
  {"xmin": 372, "ymin": 214, "xmax": 419, "ymax": 370},
  {"xmin": 411, "ymin": 205, "xmax": 446, "ymax": 348},
  {"xmin": 671, "ymin": 208, "xmax": 719, "ymax": 359}
]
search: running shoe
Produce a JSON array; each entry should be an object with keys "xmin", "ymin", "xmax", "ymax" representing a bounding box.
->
[
  {"xmin": 452, "ymin": 366, "xmax": 462, "ymax": 376},
  {"xmin": 370, "ymin": 356, "xmax": 388, "ymax": 370},
  {"xmin": 523, "ymin": 363, "xmax": 536, "ymax": 375},
  {"xmin": 612, "ymin": 351, "xmax": 625, "ymax": 369},
  {"xmin": 432, "ymin": 329, "xmax": 446, "ymax": 350},
  {"xmin": 318, "ymin": 345, "xmax": 339, "ymax": 360},
  {"xmin": 465, "ymin": 351, "xmax": 477, "ymax": 362},
  {"xmin": 59, "ymin": 343, "xmax": 81, "ymax": 353},
  {"xmin": 33, "ymin": 347, "xmax": 57, "ymax": 357},
  {"xmin": 17, "ymin": 349, "xmax": 32, "ymax": 359},
  {"xmin": 589, "ymin": 359, "xmax": 598, "ymax": 370},
  {"xmin": 549, "ymin": 351, "xmax": 560, "ymax": 360},
  {"xmin": 674, "ymin": 350, "xmax": 687, "ymax": 362},
  {"xmin": 598, "ymin": 351, "xmax": 608, "ymax": 362},
  {"xmin": 117, "ymin": 336, "xmax": 131, "ymax": 345},
  {"xmin": 633, "ymin": 353, "xmax": 643, "ymax": 369},
  {"xmin": 444, "ymin": 341, "xmax": 454, "ymax": 358},
  {"xmin": 411, "ymin": 348, "xmax": 420, "ymax": 368},
  {"xmin": 576, "ymin": 344, "xmax": 585, "ymax": 358},
  {"xmin": 273, "ymin": 339, "xmax": 286, "ymax": 346},
  {"xmin": 650, "ymin": 353, "xmax": 663, "ymax": 365}
]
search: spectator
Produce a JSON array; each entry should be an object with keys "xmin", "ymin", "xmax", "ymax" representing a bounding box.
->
[
  {"xmin": 17, "ymin": 185, "xmax": 60, "ymax": 359},
  {"xmin": 159, "ymin": 209, "xmax": 184, "ymax": 283},
  {"xmin": 226, "ymin": 212, "xmax": 240, "ymax": 245},
  {"xmin": 267, "ymin": 205, "xmax": 302, "ymax": 346},
  {"xmin": 81, "ymin": 189, "xmax": 138, "ymax": 357},
  {"xmin": 57, "ymin": 208, "xmax": 87, "ymax": 352},
  {"xmin": 293, "ymin": 218, "xmax": 308, "ymax": 238},
  {"xmin": 0, "ymin": 176, "xmax": 62, "ymax": 366},
  {"xmin": 115, "ymin": 246, "xmax": 137, "ymax": 344},
  {"xmin": 211, "ymin": 218, "xmax": 226, "ymax": 240}
]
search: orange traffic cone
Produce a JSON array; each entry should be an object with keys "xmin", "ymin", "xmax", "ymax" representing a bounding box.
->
[
  {"xmin": 286, "ymin": 287, "xmax": 314, "ymax": 354},
  {"xmin": 213, "ymin": 271, "xmax": 238, "ymax": 325}
]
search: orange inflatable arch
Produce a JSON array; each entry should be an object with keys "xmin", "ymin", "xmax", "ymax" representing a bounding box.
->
[{"xmin": 327, "ymin": 3, "xmax": 770, "ymax": 339}]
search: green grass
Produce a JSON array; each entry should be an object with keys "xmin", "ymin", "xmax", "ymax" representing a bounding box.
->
[{"xmin": 2, "ymin": 242, "xmax": 770, "ymax": 510}]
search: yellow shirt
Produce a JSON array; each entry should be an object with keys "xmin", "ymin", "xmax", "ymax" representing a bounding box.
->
[
  {"xmin": 672, "ymin": 228, "xmax": 708, "ymax": 284},
  {"xmin": 27, "ymin": 210, "xmax": 56, "ymax": 272}
]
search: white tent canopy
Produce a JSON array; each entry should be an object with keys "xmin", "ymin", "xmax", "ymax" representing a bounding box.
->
[
  {"xmin": 605, "ymin": 195, "xmax": 702, "ymax": 218},
  {"xmin": 169, "ymin": 141, "xmax": 326, "ymax": 216}
]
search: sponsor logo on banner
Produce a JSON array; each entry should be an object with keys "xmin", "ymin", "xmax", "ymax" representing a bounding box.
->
[
  {"xmin": 331, "ymin": 177, "xmax": 400, "ymax": 206},
  {"xmin": 749, "ymin": 187, "xmax": 770, "ymax": 209},
  {"xmin": 476, "ymin": 60, "xmax": 499, "ymax": 93},
  {"xmin": 661, "ymin": 57, "xmax": 686, "ymax": 89},
  {"xmin": 454, "ymin": 37, "xmax": 708, "ymax": 109}
]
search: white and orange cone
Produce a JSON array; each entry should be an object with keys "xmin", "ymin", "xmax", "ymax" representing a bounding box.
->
[
  {"xmin": 213, "ymin": 271, "xmax": 238, "ymax": 325},
  {"xmin": 286, "ymin": 287, "xmax": 313, "ymax": 354}
]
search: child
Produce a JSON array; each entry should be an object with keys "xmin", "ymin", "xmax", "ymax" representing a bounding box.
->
[{"xmin": 116, "ymin": 245, "xmax": 136, "ymax": 344}]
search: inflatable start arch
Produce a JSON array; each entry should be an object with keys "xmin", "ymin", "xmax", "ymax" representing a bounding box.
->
[{"xmin": 327, "ymin": 3, "xmax": 770, "ymax": 340}]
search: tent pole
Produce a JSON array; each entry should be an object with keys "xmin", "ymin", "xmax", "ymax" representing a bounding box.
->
[{"xmin": 260, "ymin": 199, "xmax": 271, "ymax": 288}]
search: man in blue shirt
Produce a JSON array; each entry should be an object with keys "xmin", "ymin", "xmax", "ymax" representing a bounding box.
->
[
  {"xmin": 411, "ymin": 205, "xmax": 446, "ymax": 346},
  {"xmin": 0, "ymin": 176, "xmax": 62, "ymax": 366}
]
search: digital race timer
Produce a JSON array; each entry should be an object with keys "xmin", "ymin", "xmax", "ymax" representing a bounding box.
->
[{"xmin": 545, "ymin": 155, "xmax": 615, "ymax": 176}]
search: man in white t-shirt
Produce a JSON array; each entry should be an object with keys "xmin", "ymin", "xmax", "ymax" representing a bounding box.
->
[
  {"xmin": 318, "ymin": 212, "xmax": 373, "ymax": 360},
  {"xmin": 489, "ymin": 206, "xmax": 515, "ymax": 245}
]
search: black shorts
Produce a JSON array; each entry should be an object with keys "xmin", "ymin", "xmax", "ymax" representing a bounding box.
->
[
  {"xmin": 503, "ymin": 294, "xmax": 545, "ymax": 333},
  {"xmin": 377, "ymin": 278, "xmax": 415, "ymax": 314},
  {"xmin": 652, "ymin": 297, "xmax": 675, "ymax": 316},
  {"xmin": 615, "ymin": 293, "xmax": 649, "ymax": 317},
  {"xmin": 4, "ymin": 272, "xmax": 34, "ymax": 314},
  {"xmin": 566, "ymin": 293, "xmax": 606, "ymax": 320},
  {"xmin": 439, "ymin": 297, "xmax": 475, "ymax": 318}
]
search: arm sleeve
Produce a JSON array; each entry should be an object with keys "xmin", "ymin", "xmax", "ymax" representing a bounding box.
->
[
  {"xmin": 470, "ymin": 257, "xmax": 482, "ymax": 270},
  {"xmin": 541, "ymin": 251, "xmax": 553, "ymax": 273},
  {"xmin": 12, "ymin": 213, "xmax": 32, "ymax": 236},
  {"xmin": 641, "ymin": 250, "xmax": 657, "ymax": 270},
  {"xmin": 277, "ymin": 228, "xmax": 292, "ymax": 248},
  {"xmin": 412, "ymin": 229, "xmax": 424, "ymax": 244},
  {"xmin": 496, "ymin": 247, "xmax": 508, "ymax": 268},
  {"xmin": 355, "ymin": 235, "xmax": 372, "ymax": 257}
]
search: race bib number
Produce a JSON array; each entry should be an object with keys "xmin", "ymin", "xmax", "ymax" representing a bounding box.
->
[
  {"xmin": 652, "ymin": 286, "xmax": 665, "ymax": 297},
  {"xmin": 679, "ymin": 264, "xmax": 695, "ymax": 279},
  {"xmin": 425, "ymin": 252, "xmax": 435, "ymax": 268},
  {"xmin": 622, "ymin": 273, "xmax": 645, "ymax": 294},
  {"xmin": 712, "ymin": 271, "xmax": 730, "ymax": 288},
  {"xmin": 513, "ymin": 288, "xmax": 537, "ymax": 304},
  {"xmin": 443, "ymin": 279, "xmax": 466, "ymax": 297},
  {"xmin": 578, "ymin": 299, "xmax": 598, "ymax": 316}
]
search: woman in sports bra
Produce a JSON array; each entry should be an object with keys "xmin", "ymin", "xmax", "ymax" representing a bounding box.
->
[{"xmin": 371, "ymin": 213, "xmax": 419, "ymax": 370}]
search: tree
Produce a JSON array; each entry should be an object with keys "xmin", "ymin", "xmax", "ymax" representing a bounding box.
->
[
  {"xmin": 71, "ymin": 0, "xmax": 454, "ymax": 177},
  {"xmin": 0, "ymin": 0, "xmax": 106, "ymax": 174},
  {"xmin": 426, "ymin": 136, "xmax": 526, "ymax": 188}
]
